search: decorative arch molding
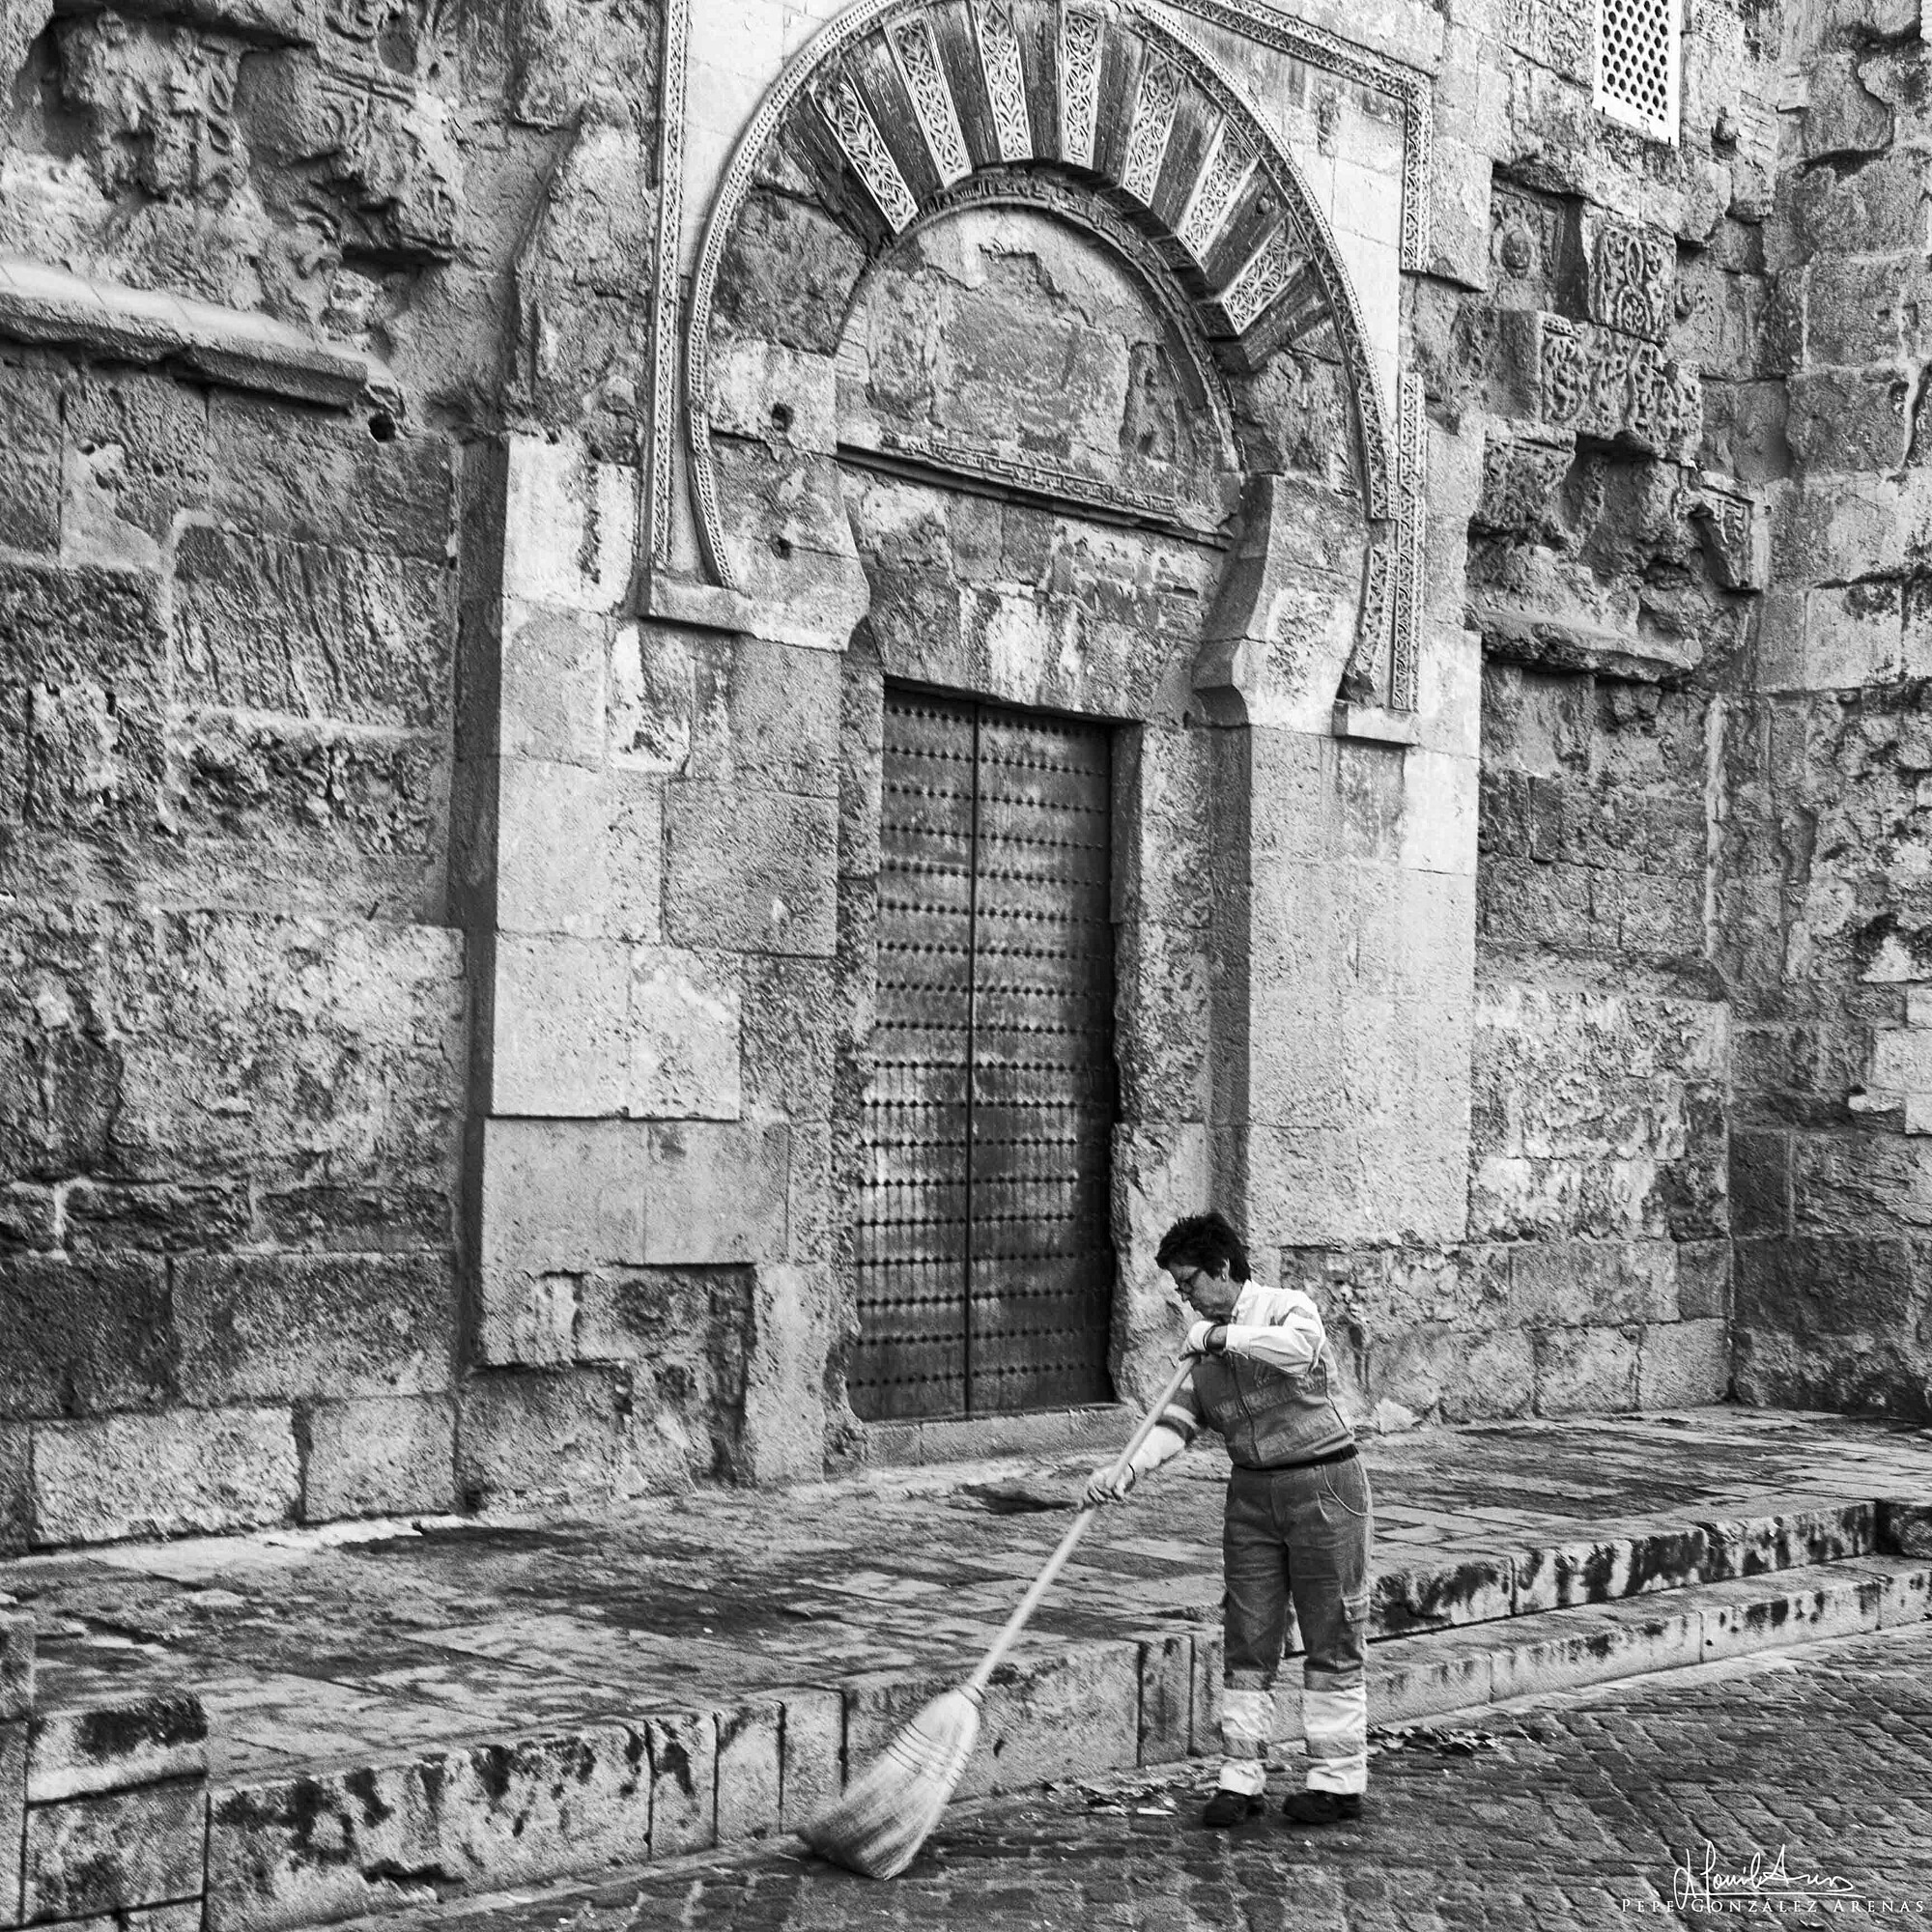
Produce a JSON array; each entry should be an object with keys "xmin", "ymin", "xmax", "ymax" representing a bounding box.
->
[{"xmin": 683, "ymin": 0, "xmax": 1414, "ymax": 717}]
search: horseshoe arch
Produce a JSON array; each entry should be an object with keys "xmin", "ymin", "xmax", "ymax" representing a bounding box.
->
[{"xmin": 683, "ymin": 0, "xmax": 1404, "ymax": 722}]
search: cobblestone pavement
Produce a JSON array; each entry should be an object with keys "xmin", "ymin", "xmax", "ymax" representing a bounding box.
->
[{"xmin": 371, "ymin": 1620, "xmax": 1932, "ymax": 1932}]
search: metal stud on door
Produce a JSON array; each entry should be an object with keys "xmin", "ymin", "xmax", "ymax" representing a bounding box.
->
[{"xmin": 853, "ymin": 691, "xmax": 1117, "ymax": 1421}]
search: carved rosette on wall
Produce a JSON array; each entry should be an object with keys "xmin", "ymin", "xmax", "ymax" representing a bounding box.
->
[{"xmin": 684, "ymin": 0, "xmax": 1418, "ymax": 703}]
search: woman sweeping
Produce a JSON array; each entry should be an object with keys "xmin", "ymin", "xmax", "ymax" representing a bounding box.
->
[{"xmin": 1085, "ymin": 1210, "xmax": 1375, "ymax": 1828}]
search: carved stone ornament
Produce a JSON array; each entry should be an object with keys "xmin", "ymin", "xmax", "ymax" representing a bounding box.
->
[
  {"xmin": 817, "ymin": 76, "xmax": 918, "ymax": 231},
  {"xmin": 1590, "ymin": 218, "xmax": 1674, "ymax": 343},
  {"xmin": 1219, "ymin": 231, "xmax": 1304, "ymax": 336},
  {"xmin": 855, "ymin": 424, "xmax": 1218, "ymax": 540},
  {"xmin": 1390, "ymin": 372, "xmax": 1427, "ymax": 709},
  {"xmin": 1355, "ymin": 529, "xmax": 1395, "ymax": 698},
  {"xmin": 973, "ymin": 0, "xmax": 1033, "ymax": 162},
  {"xmin": 1121, "ymin": 57, "xmax": 1181, "ymax": 206},
  {"xmin": 648, "ymin": 0, "xmax": 690, "ymax": 568},
  {"xmin": 683, "ymin": 0, "xmax": 1405, "ymax": 698},
  {"xmin": 1060, "ymin": 6, "xmax": 1104, "ymax": 168},
  {"xmin": 1687, "ymin": 474, "xmax": 1767, "ymax": 590},
  {"xmin": 1506, "ymin": 0, "xmax": 1591, "ymax": 82},
  {"xmin": 1475, "ymin": 428, "xmax": 1576, "ymax": 540},
  {"xmin": 889, "ymin": 15, "xmax": 972, "ymax": 186},
  {"xmin": 58, "ymin": 16, "xmax": 247, "ymax": 203},
  {"xmin": 1539, "ymin": 315, "xmax": 1591, "ymax": 429},
  {"xmin": 1168, "ymin": 0, "xmax": 1431, "ymax": 271},
  {"xmin": 1179, "ymin": 122, "xmax": 1257, "ymax": 260},
  {"xmin": 1536, "ymin": 312, "xmax": 1699, "ymax": 463},
  {"xmin": 1490, "ymin": 181, "xmax": 1571, "ymax": 293}
]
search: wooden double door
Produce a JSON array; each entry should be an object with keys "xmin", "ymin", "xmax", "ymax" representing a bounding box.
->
[{"xmin": 850, "ymin": 690, "xmax": 1119, "ymax": 1421}]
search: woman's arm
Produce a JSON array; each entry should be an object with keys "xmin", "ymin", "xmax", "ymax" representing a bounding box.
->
[
  {"xmin": 1186, "ymin": 1287, "xmax": 1324, "ymax": 1375},
  {"xmin": 1083, "ymin": 1421, "xmax": 1192, "ymax": 1505}
]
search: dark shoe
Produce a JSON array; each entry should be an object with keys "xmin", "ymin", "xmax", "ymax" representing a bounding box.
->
[
  {"xmin": 1200, "ymin": 1788, "xmax": 1264, "ymax": 1828},
  {"xmin": 1281, "ymin": 1789, "xmax": 1363, "ymax": 1826}
]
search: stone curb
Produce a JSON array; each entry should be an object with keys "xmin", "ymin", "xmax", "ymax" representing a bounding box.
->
[
  {"xmin": 1308, "ymin": 1554, "xmax": 1932, "ymax": 1739},
  {"xmin": 8, "ymin": 1493, "xmax": 1928, "ymax": 1931}
]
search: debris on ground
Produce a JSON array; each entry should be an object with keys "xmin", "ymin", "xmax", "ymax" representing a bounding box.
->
[
  {"xmin": 1037, "ymin": 1772, "xmax": 1186, "ymax": 1815},
  {"xmin": 1366, "ymin": 1722, "xmax": 1508, "ymax": 1757}
]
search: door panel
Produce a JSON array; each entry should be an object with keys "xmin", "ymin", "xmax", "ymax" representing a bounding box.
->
[{"xmin": 852, "ymin": 690, "xmax": 1117, "ymax": 1421}]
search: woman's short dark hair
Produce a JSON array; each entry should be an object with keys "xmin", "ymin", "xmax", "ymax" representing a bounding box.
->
[{"xmin": 1155, "ymin": 1211, "xmax": 1251, "ymax": 1283}]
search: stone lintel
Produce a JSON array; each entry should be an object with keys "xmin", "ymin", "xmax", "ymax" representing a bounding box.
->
[{"xmin": 0, "ymin": 254, "xmax": 394, "ymax": 412}]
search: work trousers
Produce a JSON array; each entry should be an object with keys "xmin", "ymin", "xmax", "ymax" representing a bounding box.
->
[{"xmin": 1216, "ymin": 1456, "xmax": 1373, "ymax": 1796}]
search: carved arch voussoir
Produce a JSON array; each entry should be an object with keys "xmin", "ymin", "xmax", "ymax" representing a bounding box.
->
[{"xmin": 686, "ymin": 0, "xmax": 1397, "ymax": 668}]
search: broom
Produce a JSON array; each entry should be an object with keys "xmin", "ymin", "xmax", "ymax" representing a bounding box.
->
[{"xmin": 799, "ymin": 1351, "xmax": 1200, "ymax": 1879}]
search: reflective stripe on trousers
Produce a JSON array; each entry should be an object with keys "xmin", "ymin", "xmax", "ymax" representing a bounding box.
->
[
  {"xmin": 1217, "ymin": 1455, "xmax": 1374, "ymax": 1796},
  {"xmin": 1302, "ymin": 1672, "xmax": 1369, "ymax": 1794},
  {"xmin": 1213, "ymin": 1687, "xmax": 1272, "ymax": 1797}
]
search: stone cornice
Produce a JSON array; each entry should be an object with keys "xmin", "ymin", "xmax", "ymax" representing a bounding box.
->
[{"xmin": 0, "ymin": 254, "xmax": 398, "ymax": 412}]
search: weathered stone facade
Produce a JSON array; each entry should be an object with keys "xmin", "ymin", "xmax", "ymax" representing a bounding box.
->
[{"xmin": 2, "ymin": 0, "xmax": 1928, "ymax": 1549}]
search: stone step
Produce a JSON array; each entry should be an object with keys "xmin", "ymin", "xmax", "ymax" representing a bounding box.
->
[
  {"xmin": 96, "ymin": 1497, "xmax": 1932, "ymax": 1932},
  {"xmin": 1303, "ymin": 1554, "xmax": 1932, "ymax": 1741},
  {"xmin": 1369, "ymin": 1495, "xmax": 1881, "ymax": 1641}
]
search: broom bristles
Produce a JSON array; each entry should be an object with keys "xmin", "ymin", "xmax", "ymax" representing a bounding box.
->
[{"xmin": 797, "ymin": 1686, "xmax": 982, "ymax": 1879}]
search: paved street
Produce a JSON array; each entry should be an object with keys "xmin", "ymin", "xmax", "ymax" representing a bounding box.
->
[{"xmin": 364, "ymin": 1618, "xmax": 1932, "ymax": 1932}]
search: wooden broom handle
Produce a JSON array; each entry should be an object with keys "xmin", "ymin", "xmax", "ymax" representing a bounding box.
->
[{"xmin": 963, "ymin": 1352, "xmax": 1198, "ymax": 1699}]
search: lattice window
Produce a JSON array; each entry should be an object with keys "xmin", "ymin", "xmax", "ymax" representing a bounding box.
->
[{"xmin": 1594, "ymin": 0, "xmax": 1679, "ymax": 142}]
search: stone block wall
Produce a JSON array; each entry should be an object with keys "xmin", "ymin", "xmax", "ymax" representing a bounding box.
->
[
  {"xmin": 10, "ymin": 0, "xmax": 1932, "ymax": 1555},
  {"xmin": 1288, "ymin": 0, "xmax": 1781, "ymax": 1427},
  {"xmin": 1466, "ymin": 668, "xmax": 1733, "ymax": 1415},
  {"xmin": 0, "ymin": 0, "xmax": 664, "ymax": 1546},
  {"xmin": 1718, "ymin": 0, "xmax": 1932, "ymax": 1419},
  {"xmin": 455, "ymin": 434, "xmax": 840, "ymax": 1500},
  {"xmin": 0, "ymin": 354, "xmax": 467, "ymax": 1550}
]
